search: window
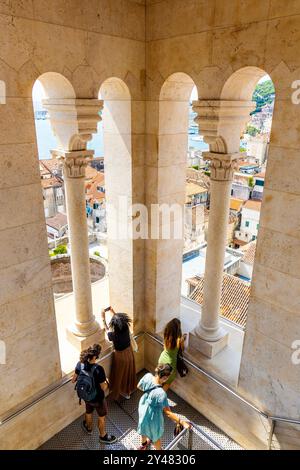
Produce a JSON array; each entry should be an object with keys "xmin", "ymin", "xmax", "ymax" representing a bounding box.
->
[
  {"xmin": 245, "ymin": 221, "xmax": 250, "ymax": 227},
  {"xmin": 96, "ymin": 217, "xmax": 100, "ymax": 224},
  {"xmin": 93, "ymin": 203, "xmax": 99, "ymax": 209},
  {"xmin": 256, "ymin": 223, "xmax": 259, "ymax": 230}
]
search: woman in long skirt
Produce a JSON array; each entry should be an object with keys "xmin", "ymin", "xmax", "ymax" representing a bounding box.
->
[{"xmin": 102, "ymin": 307, "xmax": 137, "ymax": 400}]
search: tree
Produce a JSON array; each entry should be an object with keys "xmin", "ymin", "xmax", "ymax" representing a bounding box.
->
[
  {"xmin": 246, "ymin": 125, "xmax": 260, "ymax": 137},
  {"xmin": 53, "ymin": 244, "xmax": 67, "ymax": 255},
  {"xmin": 251, "ymin": 79, "xmax": 275, "ymax": 115}
]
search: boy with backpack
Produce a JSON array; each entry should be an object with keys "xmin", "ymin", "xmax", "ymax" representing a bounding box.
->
[{"xmin": 72, "ymin": 343, "xmax": 117, "ymax": 444}]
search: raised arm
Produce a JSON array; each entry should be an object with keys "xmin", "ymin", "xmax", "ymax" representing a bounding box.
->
[{"xmin": 163, "ymin": 407, "xmax": 190, "ymax": 429}]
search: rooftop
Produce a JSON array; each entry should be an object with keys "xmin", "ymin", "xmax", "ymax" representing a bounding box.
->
[
  {"xmin": 243, "ymin": 200, "xmax": 262, "ymax": 211},
  {"xmin": 46, "ymin": 212, "xmax": 68, "ymax": 230},
  {"xmin": 240, "ymin": 241, "xmax": 257, "ymax": 266},
  {"xmin": 187, "ymin": 273, "xmax": 250, "ymax": 329},
  {"xmin": 230, "ymin": 198, "xmax": 244, "ymax": 212}
]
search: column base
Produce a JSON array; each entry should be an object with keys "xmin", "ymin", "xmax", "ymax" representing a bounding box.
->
[
  {"xmin": 66, "ymin": 326, "xmax": 105, "ymax": 352},
  {"xmin": 189, "ymin": 328, "xmax": 229, "ymax": 358}
]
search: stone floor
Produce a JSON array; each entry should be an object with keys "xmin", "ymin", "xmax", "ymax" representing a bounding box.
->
[{"xmin": 39, "ymin": 378, "xmax": 243, "ymax": 451}]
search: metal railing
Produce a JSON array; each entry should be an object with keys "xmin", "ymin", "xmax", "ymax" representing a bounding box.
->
[
  {"xmin": 1, "ymin": 331, "xmax": 300, "ymax": 449},
  {"xmin": 145, "ymin": 331, "xmax": 300, "ymax": 449},
  {"xmin": 165, "ymin": 421, "xmax": 224, "ymax": 451}
]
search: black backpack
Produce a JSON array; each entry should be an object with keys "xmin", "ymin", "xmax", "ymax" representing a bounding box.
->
[{"xmin": 75, "ymin": 363, "xmax": 98, "ymax": 404}]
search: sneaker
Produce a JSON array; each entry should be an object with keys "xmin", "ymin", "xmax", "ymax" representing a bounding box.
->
[
  {"xmin": 81, "ymin": 421, "xmax": 92, "ymax": 435},
  {"xmin": 99, "ymin": 434, "xmax": 117, "ymax": 444},
  {"xmin": 138, "ymin": 439, "xmax": 151, "ymax": 450}
]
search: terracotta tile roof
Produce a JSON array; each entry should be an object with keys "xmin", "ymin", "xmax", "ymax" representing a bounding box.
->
[
  {"xmin": 187, "ymin": 273, "xmax": 250, "ymax": 328},
  {"xmin": 46, "ymin": 213, "xmax": 68, "ymax": 231},
  {"xmin": 85, "ymin": 166, "xmax": 98, "ymax": 180},
  {"xmin": 243, "ymin": 200, "xmax": 261, "ymax": 211},
  {"xmin": 240, "ymin": 240, "xmax": 257, "ymax": 266},
  {"xmin": 86, "ymin": 172, "xmax": 105, "ymax": 205},
  {"xmin": 230, "ymin": 198, "xmax": 244, "ymax": 212},
  {"xmin": 41, "ymin": 177, "xmax": 62, "ymax": 189},
  {"xmin": 186, "ymin": 182, "xmax": 208, "ymax": 199}
]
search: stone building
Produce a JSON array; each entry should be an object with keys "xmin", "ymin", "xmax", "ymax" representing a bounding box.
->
[{"xmin": 1, "ymin": 0, "xmax": 300, "ymax": 451}]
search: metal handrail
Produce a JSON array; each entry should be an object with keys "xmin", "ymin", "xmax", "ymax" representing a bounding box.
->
[
  {"xmin": 165, "ymin": 421, "xmax": 224, "ymax": 451},
  {"xmin": 1, "ymin": 330, "xmax": 300, "ymax": 437},
  {"xmin": 0, "ymin": 333, "xmax": 143, "ymax": 426},
  {"xmin": 145, "ymin": 331, "xmax": 300, "ymax": 426}
]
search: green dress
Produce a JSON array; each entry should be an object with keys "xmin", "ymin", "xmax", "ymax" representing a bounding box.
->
[{"xmin": 158, "ymin": 346, "xmax": 179, "ymax": 384}]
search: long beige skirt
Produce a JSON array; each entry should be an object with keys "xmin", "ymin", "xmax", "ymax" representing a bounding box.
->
[{"xmin": 109, "ymin": 345, "xmax": 137, "ymax": 400}]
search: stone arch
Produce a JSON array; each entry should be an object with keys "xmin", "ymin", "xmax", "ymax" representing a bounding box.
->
[
  {"xmin": 147, "ymin": 73, "xmax": 198, "ymax": 333},
  {"xmin": 221, "ymin": 66, "xmax": 272, "ymax": 101},
  {"xmin": 33, "ymin": 72, "xmax": 76, "ymax": 99}
]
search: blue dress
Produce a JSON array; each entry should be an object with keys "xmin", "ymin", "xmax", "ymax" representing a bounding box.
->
[{"xmin": 137, "ymin": 373, "xmax": 169, "ymax": 443}]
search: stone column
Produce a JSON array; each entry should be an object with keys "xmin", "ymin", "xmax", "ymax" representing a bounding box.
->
[
  {"xmin": 190, "ymin": 153, "xmax": 240, "ymax": 357},
  {"xmin": 43, "ymin": 99, "xmax": 104, "ymax": 349},
  {"xmin": 190, "ymin": 100, "xmax": 255, "ymax": 358}
]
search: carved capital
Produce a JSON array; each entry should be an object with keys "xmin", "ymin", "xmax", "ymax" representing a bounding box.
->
[
  {"xmin": 203, "ymin": 151, "xmax": 243, "ymax": 182},
  {"xmin": 42, "ymin": 99, "xmax": 103, "ymax": 152},
  {"xmin": 192, "ymin": 99, "xmax": 255, "ymax": 153},
  {"xmin": 52, "ymin": 149, "xmax": 93, "ymax": 178}
]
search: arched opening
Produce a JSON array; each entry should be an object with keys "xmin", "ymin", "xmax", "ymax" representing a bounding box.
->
[
  {"xmin": 32, "ymin": 73, "xmax": 107, "ymax": 373},
  {"xmin": 149, "ymin": 73, "xmax": 200, "ymax": 333},
  {"xmin": 217, "ymin": 67, "xmax": 276, "ymax": 330},
  {"xmin": 86, "ymin": 78, "xmax": 137, "ymax": 327}
]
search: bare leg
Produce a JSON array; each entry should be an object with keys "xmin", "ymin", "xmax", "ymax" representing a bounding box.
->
[
  {"xmin": 98, "ymin": 416, "xmax": 106, "ymax": 438},
  {"xmin": 153, "ymin": 439, "xmax": 161, "ymax": 450},
  {"xmin": 85, "ymin": 412, "xmax": 93, "ymax": 431}
]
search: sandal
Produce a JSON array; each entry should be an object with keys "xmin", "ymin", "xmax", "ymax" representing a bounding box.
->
[{"xmin": 138, "ymin": 439, "xmax": 151, "ymax": 450}]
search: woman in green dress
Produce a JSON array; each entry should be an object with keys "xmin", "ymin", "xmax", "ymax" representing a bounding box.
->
[{"xmin": 158, "ymin": 318, "xmax": 186, "ymax": 391}]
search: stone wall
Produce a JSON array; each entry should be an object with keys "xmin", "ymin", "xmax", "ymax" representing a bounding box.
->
[{"xmin": 50, "ymin": 255, "xmax": 106, "ymax": 294}]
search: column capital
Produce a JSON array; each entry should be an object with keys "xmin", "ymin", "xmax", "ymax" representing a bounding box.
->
[
  {"xmin": 192, "ymin": 99, "xmax": 255, "ymax": 153},
  {"xmin": 42, "ymin": 98, "xmax": 103, "ymax": 152},
  {"xmin": 52, "ymin": 149, "xmax": 94, "ymax": 178},
  {"xmin": 203, "ymin": 151, "xmax": 243, "ymax": 181}
]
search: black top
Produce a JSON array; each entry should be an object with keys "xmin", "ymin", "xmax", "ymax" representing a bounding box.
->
[
  {"xmin": 108, "ymin": 327, "xmax": 131, "ymax": 351},
  {"xmin": 75, "ymin": 362, "xmax": 106, "ymax": 402}
]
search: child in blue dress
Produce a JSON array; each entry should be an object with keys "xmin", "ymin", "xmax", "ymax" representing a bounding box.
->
[{"xmin": 137, "ymin": 364, "xmax": 190, "ymax": 450}]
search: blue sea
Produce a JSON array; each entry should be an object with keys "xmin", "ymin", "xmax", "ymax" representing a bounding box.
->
[{"xmin": 35, "ymin": 119, "xmax": 208, "ymax": 160}]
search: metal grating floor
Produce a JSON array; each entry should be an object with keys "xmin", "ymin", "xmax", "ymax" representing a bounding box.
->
[{"xmin": 39, "ymin": 372, "xmax": 243, "ymax": 451}]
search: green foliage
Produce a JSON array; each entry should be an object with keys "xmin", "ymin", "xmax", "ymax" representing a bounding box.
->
[
  {"xmin": 251, "ymin": 79, "xmax": 275, "ymax": 114},
  {"xmin": 191, "ymin": 165, "xmax": 199, "ymax": 170},
  {"xmin": 53, "ymin": 244, "xmax": 67, "ymax": 255},
  {"xmin": 239, "ymin": 146, "xmax": 246, "ymax": 153},
  {"xmin": 94, "ymin": 251, "xmax": 100, "ymax": 257},
  {"xmin": 246, "ymin": 125, "xmax": 260, "ymax": 137},
  {"xmin": 248, "ymin": 176, "xmax": 255, "ymax": 188},
  {"xmin": 204, "ymin": 170, "xmax": 211, "ymax": 177}
]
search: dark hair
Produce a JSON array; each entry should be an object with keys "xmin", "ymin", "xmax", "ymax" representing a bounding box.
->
[
  {"xmin": 109, "ymin": 313, "xmax": 131, "ymax": 333},
  {"xmin": 155, "ymin": 363, "xmax": 173, "ymax": 379},
  {"xmin": 80, "ymin": 343, "xmax": 101, "ymax": 364},
  {"xmin": 163, "ymin": 318, "xmax": 182, "ymax": 350}
]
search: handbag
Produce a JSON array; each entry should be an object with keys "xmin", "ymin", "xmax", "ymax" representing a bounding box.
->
[
  {"xmin": 176, "ymin": 346, "xmax": 189, "ymax": 378},
  {"xmin": 130, "ymin": 332, "xmax": 139, "ymax": 353}
]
